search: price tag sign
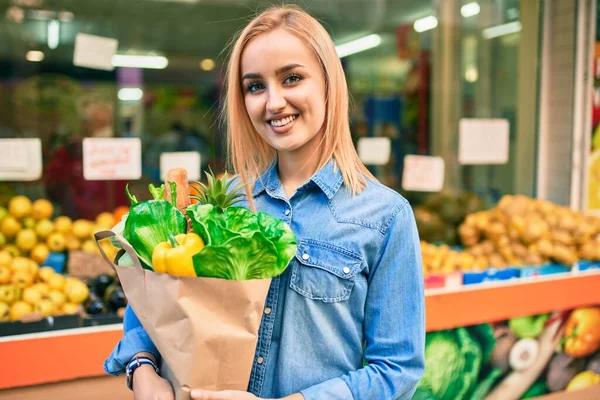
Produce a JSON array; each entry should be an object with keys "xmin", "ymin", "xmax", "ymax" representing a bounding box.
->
[
  {"xmin": 160, "ymin": 152, "xmax": 201, "ymax": 181},
  {"xmin": 358, "ymin": 137, "xmax": 391, "ymax": 165},
  {"xmin": 459, "ymin": 118, "xmax": 510, "ymax": 165},
  {"xmin": 83, "ymin": 138, "xmax": 142, "ymax": 180},
  {"xmin": 73, "ymin": 33, "xmax": 118, "ymax": 71},
  {"xmin": 402, "ymin": 155, "xmax": 445, "ymax": 192},
  {"xmin": 0, "ymin": 139, "xmax": 42, "ymax": 181}
]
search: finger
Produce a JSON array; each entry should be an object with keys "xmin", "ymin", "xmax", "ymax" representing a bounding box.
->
[{"xmin": 190, "ymin": 389, "xmax": 230, "ymax": 400}]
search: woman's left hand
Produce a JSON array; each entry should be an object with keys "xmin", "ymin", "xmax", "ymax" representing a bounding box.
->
[{"xmin": 190, "ymin": 390, "xmax": 259, "ymax": 400}]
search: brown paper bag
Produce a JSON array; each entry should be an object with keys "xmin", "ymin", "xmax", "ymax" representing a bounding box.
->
[{"xmin": 94, "ymin": 230, "xmax": 271, "ymax": 400}]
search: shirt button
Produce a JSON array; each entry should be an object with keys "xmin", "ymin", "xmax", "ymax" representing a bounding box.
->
[
  {"xmin": 343, "ymin": 267, "xmax": 351, "ymax": 274},
  {"xmin": 285, "ymin": 209, "xmax": 291, "ymax": 216},
  {"xmin": 257, "ymin": 357, "xmax": 264, "ymax": 364},
  {"xmin": 264, "ymin": 307, "xmax": 271, "ymax": 315},
  {"xmin": 302, "ymin": 253, "xmax": 310, "ymax": 261}
]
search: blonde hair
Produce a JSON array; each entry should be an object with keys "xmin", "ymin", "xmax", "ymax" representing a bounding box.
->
[{"xmin": 224, "ymin": 4, "xmax": 375, "ymax": 207}]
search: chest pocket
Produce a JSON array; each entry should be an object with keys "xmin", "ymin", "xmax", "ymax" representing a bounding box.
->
[{"xmin": 290, "ymin": 239, "xmax": 365, "ymax": 303}]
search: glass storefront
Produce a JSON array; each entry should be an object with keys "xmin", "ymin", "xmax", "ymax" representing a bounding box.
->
[{"xmin": 0, "ymin": 0, "xmax": 540, "ymax": 226}]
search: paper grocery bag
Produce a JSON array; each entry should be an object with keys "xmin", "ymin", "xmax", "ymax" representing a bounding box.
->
[{"xmin": 94, "ymin": 231, "xmax": 271, "ymax": 400}]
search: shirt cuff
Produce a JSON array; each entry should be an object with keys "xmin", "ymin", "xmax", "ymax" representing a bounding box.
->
[
  {"xmin": 103, "ymin": 326, "xmax": 160, "ymax": 376},
  {"xmin": 300, "ymin": 377, "xmax": 353, "ymax": 400}
]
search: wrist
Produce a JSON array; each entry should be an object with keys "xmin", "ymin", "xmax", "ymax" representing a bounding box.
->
[{"xmin": 132, "ymin": 364, "xmax": 159, "ymax": 389}]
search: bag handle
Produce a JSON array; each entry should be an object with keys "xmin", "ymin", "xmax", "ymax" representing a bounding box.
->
[{"xmin": 94, "ymin": 230, "xmax": 145, "ymax": 271}]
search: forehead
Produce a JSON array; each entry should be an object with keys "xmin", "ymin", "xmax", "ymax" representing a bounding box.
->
[{"xmin": 241, "ymin": 29, "xmax": 319, "ymax": 74}]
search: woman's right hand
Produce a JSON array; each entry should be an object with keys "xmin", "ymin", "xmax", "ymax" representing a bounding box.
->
[{"xmin": 133, "ymin": 364, "xmax": 175, "ymax": 400}]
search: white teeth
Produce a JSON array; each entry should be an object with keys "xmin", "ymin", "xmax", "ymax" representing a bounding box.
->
[{"xmin": 270, "ymin": 115, "xmax": 296, "ymax": 127}]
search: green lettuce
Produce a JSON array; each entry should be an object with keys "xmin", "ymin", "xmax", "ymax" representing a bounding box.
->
[
  {"xmin": 122, "ymin": 183, "xmax": 187, "ymax": 267},
  {"xmin": 187, "ymin": 204, "xmax": 296, "ymax": 280}
]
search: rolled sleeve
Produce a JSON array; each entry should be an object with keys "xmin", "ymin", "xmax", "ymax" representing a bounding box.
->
[{"xmin": 104, "ymin": 305, "xmax": 160, "ymax": 376}]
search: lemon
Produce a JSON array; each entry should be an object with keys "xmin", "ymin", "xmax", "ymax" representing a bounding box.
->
[
  {"xmin": 53, "ymin": 216, "xmax": 72, "ymax": 235},
  {"xmin": 31, "ymin": 199, "xmax": 53, "ymax": 220},
  {"xmin": 35, "ymin": 219, "xmax": 54, "ymax": 239},
  {"xmin": 10, "ymin": 301, "xmax": 33, "ymax": 320},
  {"xmin": 15, "ymin": 228, "xmax": 37, "ymax": 252},
  {"xmin": 0, "ymin": 250, "xmax": 12, "ymax": 267},
  {"xmin": 8, "ymin": 196, "xmax": 32, "ymax": 219},
  {"xmin": 587, "ymin": 150, "xmax": 600, "ymax": 210},
  {"xmin": 1, "ymin": 216, "xmax": 22, "ymax": 239}
]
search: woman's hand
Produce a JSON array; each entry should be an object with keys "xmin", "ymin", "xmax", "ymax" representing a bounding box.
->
[
  {"xmin": 190, "ymin": 390, "xmax": 304, "ymax": 400},
  {"xmin": 190, "ymin": 390, "xmax": 258, "ymax": 400},
  {"xmin": 132, "ymin": 364, "xmax": 175, "ymax": 400}
]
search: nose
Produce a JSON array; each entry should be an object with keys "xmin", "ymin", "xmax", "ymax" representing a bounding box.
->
[{"xmin": 266, "ymin": 86, "xmax": 286, "ymax": 114}]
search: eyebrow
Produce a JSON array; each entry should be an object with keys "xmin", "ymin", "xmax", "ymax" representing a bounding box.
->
[{"xmin": 242, "ymin": 63, "xmax": 305, "ymax": 81}]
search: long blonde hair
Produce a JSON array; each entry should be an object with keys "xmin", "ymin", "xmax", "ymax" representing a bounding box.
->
[{"xmin": 224, "ymin": 4, "xmax": 375, "ymax": 207}]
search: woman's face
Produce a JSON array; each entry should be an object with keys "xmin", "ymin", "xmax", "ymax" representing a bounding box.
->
[{"xmin": 241, "ymin": 29, "xmax": 327, "ymax": 159}]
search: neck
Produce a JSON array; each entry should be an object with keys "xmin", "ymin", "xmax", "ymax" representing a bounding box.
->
[{"xmin": 277, "ymin": 149, "xmax": 322, "ymax": 199}]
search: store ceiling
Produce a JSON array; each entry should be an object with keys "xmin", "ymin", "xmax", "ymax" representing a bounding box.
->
[{"xmin": 0, "ymin": 0, "xmax": 433, "ymax": 69}]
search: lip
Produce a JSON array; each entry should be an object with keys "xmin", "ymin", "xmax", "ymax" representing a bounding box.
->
[
  {"xmin": 266, "ymin": 113, "xmax": 298, "ymax": 123},
  {"xmin": 267, "ymin": 114, "xmax": 299, "ymax": 134}
]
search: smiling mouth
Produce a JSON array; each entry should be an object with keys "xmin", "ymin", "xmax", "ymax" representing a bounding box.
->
[{"xmin": 269, "ymin": 114, "xmax": 298, "ymax": 128}]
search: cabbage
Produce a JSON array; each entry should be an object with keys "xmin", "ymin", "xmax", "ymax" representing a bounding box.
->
[{"xmin": 187, "ymin": 204, "xmax": 297, "ymax": 280}]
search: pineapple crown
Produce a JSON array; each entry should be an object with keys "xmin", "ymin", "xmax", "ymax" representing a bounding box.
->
[{"xmin": 190, "ymin": 168, "xmax": 246, "ymax": 210}]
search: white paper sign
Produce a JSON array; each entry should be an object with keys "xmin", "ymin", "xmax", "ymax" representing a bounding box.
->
[
  {"xmin": 73, "ymin": 33, "xmax": 118, "ymax": 71},
  {"xmin": 402, "ymin": 155, "xmax": 445, "ymax": 192},
  {"xmin": 83, "ymin": 138, "xmax": 141, "ymax": 180},
  {"xmin": 358, "ymin": 137, "xmax": 391, "ymax": 165},
  {"xmin": 459, "ymin": 118, "xmax": 510, "ymax": 165},
  {"xmin": 0, "ymin": 139, "xmax": 42, "ymax": 181},
  {"xmin": 160, "ymin": 152, "xmax": 201, "ymax": 181}
]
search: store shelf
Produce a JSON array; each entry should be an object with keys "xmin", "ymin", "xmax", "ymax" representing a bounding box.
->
[
  {"xmin": 425, "ymin": 270, "xmax": 600, "ymax": 332},
  {"xmin": 1, "ymin": 271, "xmax": 599, "ymax": 390},
  {"xmin": 0, "ymin": 324, "xmax": 123, "ymax": 390}
]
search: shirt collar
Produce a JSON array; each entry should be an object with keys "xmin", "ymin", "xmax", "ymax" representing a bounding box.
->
[{"xmin": 252, "ymin": 159, "xmax": 343, "ymax": 199}]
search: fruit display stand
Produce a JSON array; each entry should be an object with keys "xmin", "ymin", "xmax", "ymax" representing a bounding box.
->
[{"xmin": 0, "ymin": 270, "xmax": 599, "ymax": 399}]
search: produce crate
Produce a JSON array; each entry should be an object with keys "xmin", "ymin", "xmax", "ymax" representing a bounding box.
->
[
  {"xmin": 424, "ymin": 272, "xmax": 463, "ymax": 289},
  {"xmin": 0, "ymin": 314, "xmax": 81, "ymax": 337},
  {"xmin": 575, "ymin": 260, "xmax": 600, "ymax": 272},
  {"xmin": 520, "ymin": 263, "xmax": 572, "ymax": 278},
  {"xmin": 462, "ymin": 267, "xmax": 520, "ymax": 285}
]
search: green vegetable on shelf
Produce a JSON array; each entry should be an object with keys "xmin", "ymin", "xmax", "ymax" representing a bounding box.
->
[{"xmin": 508, "ymin": 314, "xmax": 550, "ymax": 339}]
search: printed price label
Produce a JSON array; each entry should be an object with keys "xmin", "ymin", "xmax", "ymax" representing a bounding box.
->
[
  {"xmin": 402, "ymin": 155, "xmax": 445, "ymax": 192},
  {"xmin": 83, "ymin": 138, "xmax": 142, "ymax": 180}
]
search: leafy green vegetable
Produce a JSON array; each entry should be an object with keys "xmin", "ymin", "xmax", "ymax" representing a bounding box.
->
[
  {"xmin": 466, "ymin": 324, "xmax": 496, "ymax": 365},
  {"xmin": 469, "ymin": 368, "xmax": 504, "ymax": 400},
  {"xmin": 123, "ymin": 183, "xmax": 187, "ymax": 267},
  {"xmin": 416, "ymin": 326, "xmax": 489, "ymax": 400},
  {"xmin": 509, "ymin": 314, "xmax": 550, "ymax": 339},
  {"xmin": 417, "ymin": 330, "xmax": 466, "ymax": 400},
  {"xmin": 187, "ymin": 204, "xmax": 297, "ymax": 280}
]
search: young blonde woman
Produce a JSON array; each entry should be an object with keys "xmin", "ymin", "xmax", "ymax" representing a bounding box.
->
[{"xmin": 105, "ymin": 5, "xmax": 425, "ymax": 400}]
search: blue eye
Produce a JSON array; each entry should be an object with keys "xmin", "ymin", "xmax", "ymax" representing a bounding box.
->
[
  {"xmin": 284, "ymin": 74, "xmax": 303, "ymax": 85},
  {"xmin": 246, "ymin": 82, "xmax": 265, "ymax": 94}
]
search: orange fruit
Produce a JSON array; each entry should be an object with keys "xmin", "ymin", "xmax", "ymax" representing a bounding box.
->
[
  {"xmin": 10, "ymin": 301, "xmax": 33, "ymax": 320},
  {"xmin": 1, "ymin": 216, "xmax": 22, "ymax": 238},
  {"xmin": 11, "ymin": 270, "xmax": 34, "ymax": 288},
  {"xmin": 53, "ymin": 216, "xmax": 72, "ymax": 235},
  {"xmin": 61, "ymin": 302, "xmax": 80, "ymax": 315},
  {"xmin": 30, "ymin": 243, "xmax": 50, "ymax": 265},
  {"xmin": 46, "ymin": 232, "xmax": 66, "ymax": 252},
  {"xmin": 65, "ymin": 235, "xmax": 81, "ymax": 251},
  {"xmin": 47, "ymin": 274, "xmax": 66, "ymax": 291},
  {"xmin": 15, "ymin": 228, "xmax": 37, "ymax": 251},
  {"xmin": 35, "ymin": 219, "xmax": 54, "ymax": 239},
  {"xmin": 96, "ymin": 212, "xmax": 115, "ymax": 229},
  {"xmin": 31, "ymin": 199, "xmax": 53, "ymax": 220},
  {"xmin": 38, "ymin": 266, "xmax": 55, "ymax": 282},
  {"xmin": 8, "ymin": 196, "xmax": 32, "ymax": 219},
  {"xmin": 0, "ymin": 267, "xmax": 11, "ymax": 284},
  {"xmin": 113, "ymin": 206, "xmax": 129, "ymax": 224},
  {"xmin": 0, "ymin": 250, "xmax": 13, "ymax": 267}
]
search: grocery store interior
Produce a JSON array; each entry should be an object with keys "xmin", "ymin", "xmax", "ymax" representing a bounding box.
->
[{"xmin": 0, "ymin": 0, "xmax": 599, "ymax": 399}]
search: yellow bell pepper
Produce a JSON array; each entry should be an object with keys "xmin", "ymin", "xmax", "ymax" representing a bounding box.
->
[{"xmin": 152, "ymin": 233, "xmax": 204, "ymax": 277}]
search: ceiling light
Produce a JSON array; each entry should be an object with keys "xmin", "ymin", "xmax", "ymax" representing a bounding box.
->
[
  {"xmin": 200, "ymin": 58, "xmax": 215, "ymax": 71},
  {"xmin": 335, "ymin": 34, "xmax": 382, "ymax": 58},
  {"xmin": 118, "ymin": 88, "xmax": 144, "ymax": 101},
  {"xmin": 461, "ymin": 2, "xmax": 481, "ymax": 18},
  {"xmin": 465, "ymin": 66, "xmax": 478, "ymax": 82},
  {"xmin": 26, "ymin": 50, "xmax": 44, "ymax": 62},
  {"xmin": 47, "ymin": 20, "xmax": 59, "ymax": 49},
  {"xmin": 414, "ymin": 16, "xmax": 438, "ymax": 33},
  {"xmin": 112, "ymin": 55, "xmax": 169, "ymax": 69},
  {"xmin": 483, "ymin": 21, "xmax": 522, "ymax": 39}
]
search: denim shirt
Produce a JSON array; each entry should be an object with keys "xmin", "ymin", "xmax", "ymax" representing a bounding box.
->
[{"xmin": 105, "ymin": 160, "xmax": 425, "ymax": 400}]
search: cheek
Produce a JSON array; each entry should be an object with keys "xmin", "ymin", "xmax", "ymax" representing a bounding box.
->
[{"xmin": 244, "ymin": 96, "xmax": 264, "ymax": 123}]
